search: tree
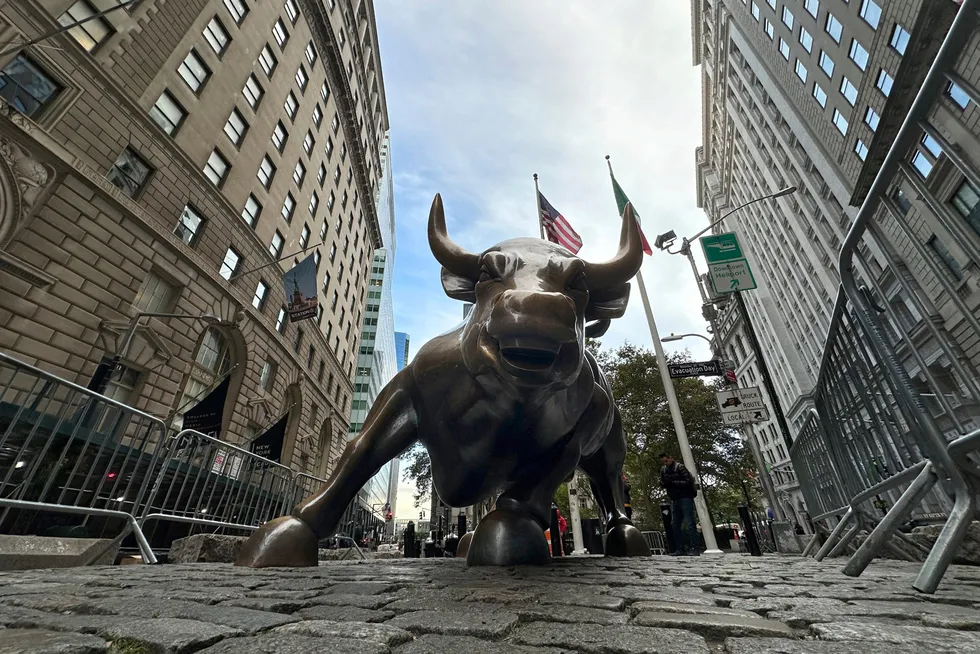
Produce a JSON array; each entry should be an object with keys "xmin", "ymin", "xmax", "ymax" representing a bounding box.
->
[
  {"xmin": 594, "ymin": 342, "xmax": 758, "ymax": 530},
  {"xmin": 400, "ymin": 444, "xmax": 431, "ymax": 508}
]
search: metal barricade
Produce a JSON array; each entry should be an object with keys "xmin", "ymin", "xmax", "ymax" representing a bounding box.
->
[
  {"xmin": 0, "ymin": 351, "xmax": 164, "ymax": 564},
  {"xmin": 641, "ymin": 530, "xmax": 668, "ymax": 555},
  {"xmin": 792, "ymin": 0, "xmax": 980, "ymax": 593},
  {"xmin": 138, "ymin": 429, "xmax": 299, "ymax": 538}
]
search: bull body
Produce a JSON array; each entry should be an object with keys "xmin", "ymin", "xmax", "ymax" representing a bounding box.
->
[{"xmin": 236, "ymin": 196, "xmax": 650, "ymax": 567}]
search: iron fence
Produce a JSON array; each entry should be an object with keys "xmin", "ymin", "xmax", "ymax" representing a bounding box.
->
[
  {"xmin": 0, "ymin": 351, "xmax": 166, "ymax": 563},
  {"xmin": 790, "ymin": 0, "xmax": 980, "ymax": 593}
]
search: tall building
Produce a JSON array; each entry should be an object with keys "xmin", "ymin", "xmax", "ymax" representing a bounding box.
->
[
  {"xmin": 348, "ymin": 130, "xmax": 396, "ymax": 539},
  {"xmin": 692, "ymin": 0, "xmax": 980, "ymax": 524},
  {"xmin": 0, "ymin": 0, "xmax": 388, "ymax": 482},
  {"xmin": 394, "ymin": 331, "xmax": 410, "ymax": 370}
]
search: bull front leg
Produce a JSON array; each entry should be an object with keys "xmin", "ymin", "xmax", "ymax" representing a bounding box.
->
[
  {"xmin": 579, "ymin": 406, "xmax": 650, "ymax": 557},
  {"xmin": 235, "ymin": 370, "xmax": 418, "ymax": 567}
]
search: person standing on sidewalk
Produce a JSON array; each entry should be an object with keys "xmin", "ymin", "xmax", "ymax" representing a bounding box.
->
[{"xmin": 660, "ymin": 452, "xmax": 700, "ymax": 556}]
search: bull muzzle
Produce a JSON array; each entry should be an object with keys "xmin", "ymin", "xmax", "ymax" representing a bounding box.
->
[{"xmin": 487, "ymin": 291, "xmax": 579, "ymax": 380}]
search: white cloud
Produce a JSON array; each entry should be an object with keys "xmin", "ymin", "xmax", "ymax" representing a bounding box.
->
[{"xmin": 377, "ymin": 2, "xmax": 716, "ymax": 517}]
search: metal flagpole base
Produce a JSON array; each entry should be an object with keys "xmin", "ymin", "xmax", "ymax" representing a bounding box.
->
[{"xmin": 701, "ymin": 549, "xmax": 725, "ymax": 556}]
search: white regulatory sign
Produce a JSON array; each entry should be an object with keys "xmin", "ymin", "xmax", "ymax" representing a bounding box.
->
[{"xmin": 716, "ymin": 387, "xmax": 770, "ymax": 425}]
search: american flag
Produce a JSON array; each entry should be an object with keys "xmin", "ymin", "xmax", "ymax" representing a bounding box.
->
[{"xmin": 538, "ymin": 191, "xmax": 583, "ymax": 253}]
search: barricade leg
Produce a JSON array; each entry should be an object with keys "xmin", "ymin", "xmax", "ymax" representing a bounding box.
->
[
  {"xmin": 827, "ymin": 515, "xmax": 864, "ymax": 559},
  {"xmin": 843, "ymin": 465, "xmax": 938, "ymax": 577},
  {"xmin": 801, "ymin": 533, "xmax": 820, "ymax": 557},
  {"xmin": 914, "ymin": 481, "xmax": 978, "ymax": 593},
  {"xmin": 815, "ymin": 510, "xmax": 853, "ymax": 561}
]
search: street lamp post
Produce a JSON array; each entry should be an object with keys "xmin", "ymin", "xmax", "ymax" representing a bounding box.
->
[
  {"xmin": 661, "ymin": 333, "xmax": 713, "ymax": 347},
  {"xmin": 655, "ymin": 187, "xmax": 797, "ymax": 522}
]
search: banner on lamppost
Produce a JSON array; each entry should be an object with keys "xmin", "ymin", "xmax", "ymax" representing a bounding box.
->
[{"xmin": 283, "ymin": 254, "xmax": 319, "ymax": 322}]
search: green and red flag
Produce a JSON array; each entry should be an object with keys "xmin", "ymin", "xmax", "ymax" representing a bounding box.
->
[{"xmin": 608, "ymin": 172, "xmax": 654, "ymax": 256}]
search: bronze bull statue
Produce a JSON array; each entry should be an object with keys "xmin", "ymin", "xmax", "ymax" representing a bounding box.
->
[{"xmin": 236, "ymin": 194, "xmax": 651, "ymax": 566}]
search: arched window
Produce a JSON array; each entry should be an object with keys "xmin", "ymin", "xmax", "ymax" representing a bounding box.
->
[{"xmin": 175, "ymin": 327, "xmax": 232, "ymax": 426}]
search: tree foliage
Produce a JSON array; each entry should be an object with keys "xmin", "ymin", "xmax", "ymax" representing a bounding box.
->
[{"xmin": 400, "ymin": 340, "xmax": 760, "ymax": 525}]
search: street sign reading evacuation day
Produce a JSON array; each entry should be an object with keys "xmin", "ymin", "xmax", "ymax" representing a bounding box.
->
[
  {"xmin": 715, "ymin": 386, "xmax": 770, "ymax": 425},
  {"xmin": 700, "ymin": 232, "xmax": 758, "ymax": 294},
  {"xmin": 668, "ymin": 360, "xmax": 722, "ymax": 379}
]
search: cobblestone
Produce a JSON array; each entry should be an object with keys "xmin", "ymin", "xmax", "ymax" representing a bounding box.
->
[{"xmin": 0, "ymin": 555, "xmax": 978, "ymax": 652}]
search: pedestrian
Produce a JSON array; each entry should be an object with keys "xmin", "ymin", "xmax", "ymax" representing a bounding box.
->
[
  {"xmin": 660, "ymin": 452, "xmax": 700, "ymax": 556},
  {"xmin": 622, "ymin": 473, "xmax": 633, "ymax": 520}
]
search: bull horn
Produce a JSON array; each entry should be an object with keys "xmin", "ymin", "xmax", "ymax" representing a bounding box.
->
[
  {"xmin": 583, "ymin": 203, "xmax": 644, "ymax": 290},
  {"xmin": 427, "ymin": 193, "xmax": 480, "ymax": 280}
]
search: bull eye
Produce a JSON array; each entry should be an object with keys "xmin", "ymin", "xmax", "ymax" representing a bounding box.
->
[{"xmin": 567, "ymin": 271, "xmax": 588, "ymax": 293}]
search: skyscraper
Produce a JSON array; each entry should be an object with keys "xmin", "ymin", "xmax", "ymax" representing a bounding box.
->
[
  {"xmin": 394, "ymin": 332, "xmax": 410, "ymax": 370},
  {"xmin": 0, "ymin": 0, "xmax": 389, "ymax": 481},
  {"xmin": 692, "ymin": 0, "xmax": 979, "ymax": 523}
]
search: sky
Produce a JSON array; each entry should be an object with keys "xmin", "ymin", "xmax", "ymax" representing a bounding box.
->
[{"xmin": 374, "ymin": 1, "xmax": 714, "ymax": 520}]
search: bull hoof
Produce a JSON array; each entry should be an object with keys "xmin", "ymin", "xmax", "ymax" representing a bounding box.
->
[
  {"xmin": 234, "ymin": 515, "xmax": 319, "ymax": 567},
  {"xmin": 466, "ymin": 509, "xmax": 550, "ymax": 566},
  {"xmin": 604, "ymin": 523, "xmax": 651, "ymax": 557},
  {"xmin": 455, "ymin": 531, "xmax": 474, "ymax": 558}
]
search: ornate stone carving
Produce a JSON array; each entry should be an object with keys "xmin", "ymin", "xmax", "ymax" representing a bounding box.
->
[{"xmin": 0, "ymin": 135, "xmax": 54, "ymax": 249}]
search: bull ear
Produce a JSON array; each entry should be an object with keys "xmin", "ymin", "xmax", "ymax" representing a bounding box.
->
[
  {"xmin": 441, "ymin": 268, "xmax": 476, "ymax": 303},
  {"xmin": 585, "ymin": 282, "xmax": 630, "ymax": 321}
]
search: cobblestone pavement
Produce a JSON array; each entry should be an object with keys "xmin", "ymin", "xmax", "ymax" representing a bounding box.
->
[{"xmin": 1, "ymin": 554, "xmax": 980, "ymax": 653}]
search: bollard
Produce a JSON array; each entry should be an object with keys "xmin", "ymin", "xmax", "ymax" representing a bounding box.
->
[
  {"xmin": 457, "ymin": 512, "xmax": 467, "ymax": 539},
  {"xmin": 737, "ymin": 505, "xmax": 762, "ymax": 557},
  {"xmin": 403, "ymin": 522, "xmax": 415, "ymax": 558},
  {"xmin": 660, "ymin": 503, "xmax": 677, "ymax": 554}
]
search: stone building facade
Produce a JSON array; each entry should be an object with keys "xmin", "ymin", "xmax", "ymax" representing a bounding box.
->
[
  {"xmin": 692, "ymin": 0, "xmax": 980, "ymax": 523},
  {"xmin": 0, "ymin": 0, "xmax": 389, "ymax": 481}
]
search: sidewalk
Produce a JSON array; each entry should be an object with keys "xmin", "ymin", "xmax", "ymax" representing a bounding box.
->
[{"xmin": 1, "ymin": 554, "xmax": 979, "ymax": 653}]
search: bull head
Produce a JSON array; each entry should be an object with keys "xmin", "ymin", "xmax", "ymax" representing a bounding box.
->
[{"xmin": 427, "ymin": 193, "xmax": 643, "ymax": 387}]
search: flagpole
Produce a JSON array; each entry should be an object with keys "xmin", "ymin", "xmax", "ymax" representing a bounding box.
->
[
  {"xmin": 605, "ymin": 155, "xmax": 722, "ymax": 555},
  {"xmin": 532, "ymin": 173, "xmax": 546, "ymax": 239}
]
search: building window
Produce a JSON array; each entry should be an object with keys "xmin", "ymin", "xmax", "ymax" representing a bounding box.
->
[
  {"xmin": 248, "ymin": 160, "xmax": 273, "ymax": 194},
  {"xmin": 922, "ymin": 133, "xmax": 942, "ymax": 159},
  {"xmin": 242, "ymin": 194, "xmax": 261, "ymax": 228},
  {"xmin": 340, "ymin": 142, "xmax": 348, "ymax": 162},
  {"xmin": 318, "ymin": 163, "xmax": 327, "ymax": 187},
  {"xmin": 282, "ymin": 192, "xmax": 296, "ymax": 222},
  {"xmin": 305, "ymin": 41, "xmax": 317, "ymax": 65},
  {"xmin": 854, "ymin": 139, "xmax": 868, "ymax": 161},
  {"xmin": 818, "ymin": 51, "xmax": 834, "ymax": 78},
  {"xmin": 107, "ymin": 148, "xmax": 152, "ymax": 198},
  {"xmin": 331, "ymin": 290, "xmax": 339, "ymax": 309},
  {"xmin": 328, "ymin": 190, "xmax": 336, "ymax": 210},
  {"xmin": 799, "ymin": 26, "xmax": 813, "ymax": 53},
  {"xmin": 892, "ymin": 188, "xmax": 911, "ymax": 215},
  {"xmin": 243, "ymin": 74, "xmax": 264, "ymax": 109},
  {"xmin": 294, "ymin": 328, "xmax": 303, "ymax": 352},
  {"xmin": 890, "ymin": 24, "xmax": 910, "ymax": 55},
  {"xmin": 224, "ymin": 0, "xmax": 248, "ymax": 24},
  {"xmin": 812, "ymin": 83, "xmax": 827, "ymax": 107},
  {"xmin": 204, "ymin": 149, "xmax": 230, "ymax": 187},
  {"xmin": 134, "ymin": 271, "xmax": 176, "ymax": 312},
  {"xmin": 781, "ymin": 6, "xmax": 793, "ymax": 29},
  {"xmin": 325, "ymin": 137, "xmax": 334, "ymax": 159},
  {"xmin": 224, "ymin": 108, "xmax": 248, "ymax": 147},
  {"xmin": 303, "ymin": 131, "xmax": 315, "ymax": 156},
  {"xmin": 927, "ymin": 236, "xmax": 962, "ymax": 280},
  {"xmin": 299, "ymin": 224, "xmax": 311, "ymax": 249},
  {"xmin": 864, "ymin": 106, "xmax": 880, "ymax": 131},
  {"xmin": 293, "ymin": 161, "xmax": 306, "ymax": 186},
  {"xmin": 848, "ymin": 39, "xmax": 869, "ymax": 71},
  {"xmin": 273, "ymin": 19, "xmax": 289, "ymax": 50},
  {"xmin": 314, "ymin": 250, "xmax": 321, "ymax": 269},
  {"xmin": 750, "ymin": 1, "xmax": 760, "ymax": 20},
  {"xmin": 876, "ymin": 69, "xmax": 894, "ymax": 97},
  {"xmin": 270, "ymin": 230, "xmax": 285, "ymax": 258},
  {"xmin": 794, "ymin": 59, "xmax": 807, "ymax": 83},
  {"xmin": 59, "ymin": 1, "xmax": 113, "ymax": 52},
  {"xmin": 322, "ymin": 270, "xmax": 331, "ymax": 292},
  {"xmin": 295, "ymin": 65, "xmax": 309, "ymax": 91},
  {"xmin": 204, "ymin": 16, "xmax": 231, "ymax": 56},
  {"xmin": 285, "ymin": 0, "xmax": 299, "ymax": 24},
  {"xmin": 312, "ymin": 104, "xmax": 323, "ymax": 127},
  {"xmin": 832, "ymin": 109, "xmax": 848, "ymax": 135},
  {"xmin": 803, "ymin": 0, "xmax": 818, "ymax": 17},
  {"xmin": 777, "ymin": 38, "xmax": 789, "ymax": 60},
  {"xmin": 764, "ymin": 19, "xmax": 774, "ymax": 39},
  {"xmin": 178, "ymin": 50, "xmax": 211, "ymax": 93},
  {"xmin": 825, "ymin": 14, "xmax": 842, "ymax": 43},
  {"xmin": 319, "ymin": 220, "xmax": 327, "ymax": 240},
  {"xmin": 859, "ymin": 0, "xmax": 881, "ymax": 30},
  {"xmin": 0, "ymin": 55, "xmax": 61, "ymax": 118},
  {"xmin": 174, "ymin": 204, "xmax": 205, "ymax": 245},
  {"xmin": 951, "ymin": 180, "xmax": 980, "ymax": 237},
  {"xmin": 276, "ymin": 307, "xmax": 287, "ymax": 333},
  {"xmin": 284, "ymin": 91, "xmax": 298, "ymax": 120},
  {"xmin": 331, "ymin": 113, "xmax": 340, "ymax": 133},
  {"xmin": 150, "ymin": 91, "xmax": 186, "ymax": 135},
  {"xmin": 945, "ymin": 81, "xmax": 970, "ymax": 110},
  {"xmin": 911, "ymin": 151, "xmax": 933, "ymax": 178},
  {"xmin": 252, "ymin": 280, "xmax": 269, "ymax": 310},
  {"xmin": 219, "ymin": 247, "xmax": 240, "ymax": 279},
  {"xmin": 320, "ymin": 81, "xmax": 330, "ymax": 102},
  {"xmin": 272, "ymin": 121, "xmax": 288, "ymax": 152},
  {"xmin": 259, "ymin": 359, "xmax": 276, "ymax": 391},
  {"xmin": 259, "ymin": 44, "xmax": 278, "ymax": 77},
  {"xmin": 309, "ymin": 191, "xmax": 319, "ymax": 215},
  {"xmin": 840, "ymin": 78, "xmax": 857, "ymax": 105}
]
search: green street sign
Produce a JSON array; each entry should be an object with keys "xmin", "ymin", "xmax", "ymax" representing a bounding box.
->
[{"xmin": 700, "ymin": 232, "xmax": 744, "ymax": 264}]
